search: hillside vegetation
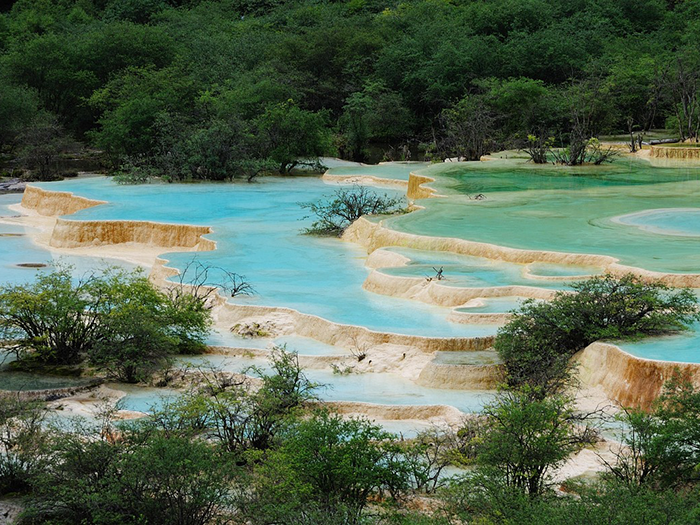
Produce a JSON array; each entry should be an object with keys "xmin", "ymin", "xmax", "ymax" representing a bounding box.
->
[{"xmin": 2, "ymin": 0, "xmax": 700, "ymax": 179}]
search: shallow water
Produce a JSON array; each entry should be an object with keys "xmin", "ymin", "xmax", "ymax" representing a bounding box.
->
[
  {"xmin": 378, "ymin": 247, "xmax": 584, "ymax": 290},
  {"xmin": 172, "ymin": 352, "xmax": 493, "ymax": 411},
  {"xmin": 385, "ymin": 159, "xmax": 700, "ymax": 273},
  {"xmin": 614, "ymin": 208, "xmax": 700, "ymax": 238},
  {"xmin": 325, "ymin": 162, "xmax": 429, "ymax": 181},
  {"xmin": 617, "ymin": 321, "xmax": 700, "ymax": 364},
  {"xmin": 207, "ymin": 331, "xmax": 350, "ymax": 356},
  {"xmin": 6, "ymin": 156, "xmax": 700, "ymax": 400},
  {"xmin": 33, "ymin": 177, "xmax": 497, "ymax": 337},
  {"xmin": 432, "ymin": 350, "xmax": 502, "ymax": 366},
  {"xmin": 0, "ymin": 351, "xmax": 94, "ymax": 391},
  {"xmin": 0, "ymin": 372, "xmax": 94, "ymax": 391},
  {"xmin": 0, "ymin": 193, "xmax": 140, "ymax": 284}
]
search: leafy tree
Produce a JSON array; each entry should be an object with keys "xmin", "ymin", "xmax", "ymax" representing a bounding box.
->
[
  {"xmin": 0, "ymin": 75, "xmax": 42, "ymax": 148},
  {"xmin": 23, "ymin": 431, "xmax": 237, "ymax": 525},
  {"xmin": 0, "ymin": 266, "xmax": 212, "ymax": 378},
  {"xmin": 604, "ymin": 53, "xmax": 666, "ymax": 151},
  {"xmin": 4, "ymin": 21, "xmax": 175, "ymax": 134},
  {"xmin": 667, "ymin": 51, "xmax": 700, "ymax": 141},
  {"xmin": 434, "ymin": 95, "xmax": 496, "ymax": 161},
  {"xmin": 249, "ymin": 411, "xmax": 410, "ymax": 524},
  {"xmin": 88, "ymin": 66, "xmax": 195, "ymax": 163},
  {"xmin": 475, "ymin": 387, "xmax": 591, "ymax": 497},
  {"xmin": 339, "ymin": 81, "xmax": 412, "ymax": 162},
  {"xmin": 88, "ymin": 269, "xmax": 211, "ymax": 382},
  {"xmin": 495, "ymin": 274, "xmax": 699, "ymax": 394},
  {"xmin": 103, "ymin": 0, "xmax": 168, "ymax": 23},
  {"xmin": 301, "ymin": 185, "xmax": 405, "ymax": 236},
  {"xmin": 0, "ymin": 266, "xmax": 105, "ymax": 365},
  {"xmin": 552, "ymin": 79, "xmax": 616, "ymax": 165},
  {"xmin": 255, "ymin": 101, "xmax": 333, "ymax": 174},
  {"xmin": 481, "ymin": 76, "xmax": 560, "ymax": 144},
  {"xmin": 608, "ymin": 370, "xmax": 700, "ymax": 489},
  {"xmin": 16, "ymin": 116, "xmax": 78, "ymax": 180},
  {"xmin": 524, "ymin": 134, "xmax": 555, "ymax": 163}
]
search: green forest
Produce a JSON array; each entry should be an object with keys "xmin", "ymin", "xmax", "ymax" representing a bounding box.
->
[{"xmin": 2, "ymin": 0, "xmax": 700, "ymax": 180}]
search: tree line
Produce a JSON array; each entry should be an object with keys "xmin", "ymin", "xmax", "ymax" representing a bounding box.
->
[{"xmin": 2, "ymin": 0, "xmax": 700, "ymax": 180}]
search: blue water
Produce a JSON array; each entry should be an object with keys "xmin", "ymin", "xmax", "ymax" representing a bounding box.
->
[
  {"xmin": 378, "ymin": 247, "xmax": 587, "ymax": 290},
  {"xmin": 207, "ymin": 330, "xmax": 350, "ymax": 356},
  {"xmin": 618, "ymin": 320, "xmax": 700, "ymax": 364},
  {"xmin": 33, "ymin": 177, "xmax": 497, "ymax": 337},
  {"xmin": 0, "ymin": 193, "xmax": 140, "ymax": 285},
  {"xmin": 326, "ymin": 162, "xmax": 429, "ymax": 181},
  {"xmin": 615, "ymin": 208, "xmax": 700, "ymax": 238},
  {"xmin": 173, "ymin": 352, "xmax": 493, "ymax": 412}
]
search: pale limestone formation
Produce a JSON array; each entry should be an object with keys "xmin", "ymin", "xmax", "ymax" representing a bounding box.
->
[
  {"xmin": 345, "ymin": 217, "xmax": 700, "ymax": 287},
  {"xmin": 650, "ymin": 145, "xmax": 700, "ymax": 160},
  {"xmin": 21, "ymin": 185, "xmax": 106, "ymax": 216},
  {"xmin": 363, "ymin": 269, "xmax": 556, "ymax": 308},
  {"xmin": 12, "ymin": 186, "xmax": 217, "ymax": 264},
  {"xmin": 365, "ymin": 247, "xmax": 411, "ymax": 269},
  {"xmin": 417, "ymin": 361, "xmax": 503, "ymax": 390},
  {"xmin": 321, "ymin": 172, "xmax": 409, "ymax": 189},
  {"xmin": 16, "ymin": 181, "xmax": 700, "ymax": 414},
  {"xmin": 407, "ymin": 172, "xmax": 438, "ymax": 200},
  {"xmin": 325, "ymin": 401, "xmax": 466, "ymax": 426},
  {"xmin": 446, "ymin": 310, "xmax": 512, "ymax": 325},
  {"xmin": 50, "ymin": 218, "xmax": 215, "ymax": 251},
  {"xmin": 213, "ymin": 302, "xmax": 494, "ymax": 353},
  {"xmin": 576, "ymin": 342, "xmax": 700, "ymax": 409}
]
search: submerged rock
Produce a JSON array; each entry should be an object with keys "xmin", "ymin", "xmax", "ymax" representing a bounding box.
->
[{"xmin": 0, "ymin": 179, "xmax": 26, "ymax": 193}]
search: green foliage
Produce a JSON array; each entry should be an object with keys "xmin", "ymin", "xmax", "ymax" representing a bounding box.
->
[
  {"xmin": 301, "ymin": 185, "xmax": 406, "ymax": 236},
  {"xmin": 443, "ymin": 476, "xmax": 700, "ymax": 524},
  {"xmin": 15, "ymin": 116, "xmax": 78, "ymax": 180},
  {"xmin": 0, "ymin": 266, "xmax": 211, "ymax": 380},
  {"xmin": 2, "ymin": 0, "xmax": 697, "ymax": 170},
  {"xmin": 0, "ymin": 75, "xmax": 42, "ymax": 147},
  {"xmin": 249, "ymin": 411, "xmax": 411, "ymax": 524},
  {"xmin": 495, "ymin": 274, "xmax": 699, "ymax": 393},
  {"xmin": 87, "ymin": 268, "xmax": 211, "ymax": 382},
  {"xmin": 339, "ymin": 81, "xmax": 412, "ymax": 161},
  {"xmin": 0, "ymin": 266, "xmax": 104, "ymax": 365},
  {"xmin": 610, "ymin": 370, "xmax": 700, "ymax": 489},
  {"xmin": 524, "ymin": 133, "xmax": 555, "ymax": 163},
  {"xmin": 149, "ymin": 347, "xmax": 319, "ymax": 457},
  {"xmin": 22, "ymin": 431, "xmax": 237, "ymax": 525},
  {"xmin": 4, "ymin": 21, "xmax": 175, "ymax": 134},
  {"xmin": 475, "ymin": 387, "xmax": 589, "ymax": 496},
  {"xmin": 434, "ymin": 95, "xmax": 496, "ymax": 161},
  {"xmin": 0, "ymin": 396, "xmax": 48, "ymax": 496},
  {"xmin": 254, "ymin": 100, "xmax": 333, "ymax": 174}
]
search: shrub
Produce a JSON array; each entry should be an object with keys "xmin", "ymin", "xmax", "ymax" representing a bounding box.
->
[
  {"xmin": 301, "ymin": 185, "xmax": 405, "ymax": 236},
  {"xmin": 0, "ymin": 266, "xmax": 212, "ymax": 380},
  {"xmin": 475, "ymin": 388, "xmax": 592, "ymax": 497},
  {"xmin": 22, "ymin": 432, "xmax": 237, "ymax": 525},
  {"xmin": 248, "ymin": 411, "xmax": 411, "ymax": 524},
  {"xmin": 608, "ymin": 370, "xmax": 700, "ymax": 489},
  {"xmin": 495, "ymin": 274, "xmax": 699, "ymax": 394},
  {"xmin": 0, "ymin": 397, "xmax": 48, "ymax": 496},
  {"xmin": 148, "ymin": 347, "xmax": 319, "ymax": 457}
]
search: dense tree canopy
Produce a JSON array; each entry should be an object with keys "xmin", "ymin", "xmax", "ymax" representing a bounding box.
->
[{"xmin": 2, "ymin": 0, "xmax": 700, "ymax": 178}]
